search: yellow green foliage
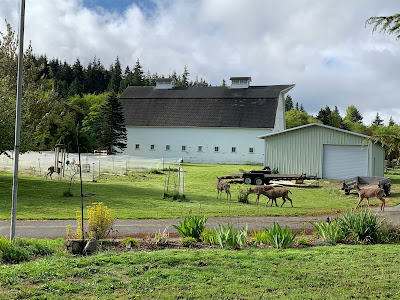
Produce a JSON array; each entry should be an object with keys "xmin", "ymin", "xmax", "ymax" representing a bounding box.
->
[{"xmin": 87, "ymin": 202, "xmax": 116, "ymax": 240}]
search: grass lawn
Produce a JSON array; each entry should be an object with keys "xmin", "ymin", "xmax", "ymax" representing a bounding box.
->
[
  {"xmin": 0, "ymin": 244, "xmax": 399, "ymax": 299},
  {"xmin": 0, "ymin": 164, "xmax": 399, "ymax": 219}
]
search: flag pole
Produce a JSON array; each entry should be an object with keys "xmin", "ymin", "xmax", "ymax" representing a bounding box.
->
[{"xmin": 10, "ymin": 0, "xmax": 26, "ymax": 240}]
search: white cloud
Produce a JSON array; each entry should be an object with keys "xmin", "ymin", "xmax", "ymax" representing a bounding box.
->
[{"xmin": 1, "ymin": 0, "xmax": 399, "ymax": 125}]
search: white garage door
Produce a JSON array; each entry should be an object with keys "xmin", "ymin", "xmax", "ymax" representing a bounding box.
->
[{"xmin": 322, "ymin": 145, "xmax": 368, "ymax": 179}]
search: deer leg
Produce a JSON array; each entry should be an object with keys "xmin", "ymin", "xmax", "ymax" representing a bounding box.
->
[
  {"xmin": 287, "ymin": 196, "xmax": 293, "ymax": 208},
  {"xmin": 366, "ymin": 197, "xmax": 370, "ymax": 208},
  {"xmin": 265, "ymin": 197, "xmax": 271, "ymax": 207},
  {"xmin": 355, "ymin": 197, "xmax": 364, "ymax": 209},
  {"xmin": 281, "ymin": 198, "xmax": 286, "ymax": 207},
  {"xmin": 378, "ymin": 196, "xmax": 385, "ymax": 211},
  {"xmin": 273, "ymin": 198, "xmax": 278, "ymax": 207}
]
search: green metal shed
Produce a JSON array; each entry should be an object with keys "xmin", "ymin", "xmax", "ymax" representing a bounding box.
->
[{"xmin": 258, "ymin": 123, "xmax": 385, "ymax": 179}]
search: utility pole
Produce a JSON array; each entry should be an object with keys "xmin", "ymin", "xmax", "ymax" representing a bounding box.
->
[{"xmin": 10, "ymin": 0, "xmax": 26, "ymax": 240}]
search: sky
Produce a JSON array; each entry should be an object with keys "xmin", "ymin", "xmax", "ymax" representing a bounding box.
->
[{"xmin": 1, "ymin": 0, "xmax": 399, "ymax": 125}]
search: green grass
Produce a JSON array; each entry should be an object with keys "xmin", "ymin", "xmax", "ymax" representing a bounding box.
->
[
  {"xmin": 0, "ymin": 165, "xmax": 399, "ymax": 219},
  {"xmin": 0, "ymin": 245, "xmax": 399, "ymax": 299}
]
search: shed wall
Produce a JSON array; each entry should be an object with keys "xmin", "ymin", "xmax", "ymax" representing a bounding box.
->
[
  {"xmin": 371, "ymin": 143, "xmax": 385, "ymax": 176},
  {"xmin": 264, "ymin": 126, "xmax": 367, "ymax": 177}
]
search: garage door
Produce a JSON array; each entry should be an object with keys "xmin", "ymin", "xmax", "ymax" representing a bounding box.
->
[{"xmin": 322, "ymin": 145, "xmax": 368, "ymax": 179}]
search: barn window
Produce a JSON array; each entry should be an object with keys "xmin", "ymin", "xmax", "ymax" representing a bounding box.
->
[
  {"xmin": 215, "ymin": 146, "xmax": 219, "ymax": 152},
  {"xmin": 150, "ymin": 144, "xmax": 155, "ymax": 150},
  {"xmin": 182, "ymin": 145, "xmax": 186, "ymax": 151},
  {"xmin": 166, "ymin": 145, "xmax": 170, "ymax": 151},
  {"xmin": 232, "ymin": 147, "xmax": 236, "ymax": 153},
  {"xmin": 135, "ymin": 144, "xmax": 140, "ymax": 150},
  {"xmin": 198, "ymin": 146, "xmax": 203, "ymax": 152},
  {"xmin": 249, "ymin": 147, "xmax": 254, "ymax": 153}
]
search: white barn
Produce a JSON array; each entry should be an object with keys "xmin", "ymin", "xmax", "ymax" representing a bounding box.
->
[{"xmin": 119, "ymin": 77, "xmax": 294, "ymax": 164}]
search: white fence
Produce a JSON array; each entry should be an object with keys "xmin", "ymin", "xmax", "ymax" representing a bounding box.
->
[{"xmin": 0, "ymin": 151, "xmax": 182, "ymax": 181}]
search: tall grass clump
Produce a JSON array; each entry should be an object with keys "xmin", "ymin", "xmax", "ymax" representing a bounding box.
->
[
  {"xmin": 310, "ymin": 218, "xmax": 346, "ymax": 244},
  {"xmin": 251, "ymin": 229, "xmax": 270, "ymax": 245},
  {"xmin": 215, "ymin": 224, "xmax": 247, "ymax": 249},
  {"xmin": 265, "ymin": 222, "xmax": 298, "ymax": 249},
  {"xmin": 339, "ymin": 210, "xmax": 384, "ymax": 244},
  {"xmin": 173, "ymin": 215, "xmax": 208, "ymax": 241},
  {"xmin": 201, "ymin": 228, "xmax": 218, "ymax": 245}
]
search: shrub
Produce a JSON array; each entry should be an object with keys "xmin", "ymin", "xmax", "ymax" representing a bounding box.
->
[
  {"xmin": 87, "ymin": 202, "xmax": 116, "ymax": 240},
  {"xmin": 296, "ymin": 237, "xmax": 312, "ymax": 246},
  {"xmin": 265, "ymin": 222, "xmax": 298, "ymax": 249},
  {"xmin": 149, "ymin": 169, "xmax": 163, "ymax": 174},
  {"xmin": 251, "ymin": 229, "xmax": 270, "ymax": 245},
  {"xmin": 215, "ymin": 224, "xmax": 247, "ymax": 249},
  {"xmin": 2, "ymin": 245, "xmax": 30, "ymax": 263},
  {"xmin": 180, "ymin": 237, "xmax": 197, "ymax": 248},
  {"xmin": 201, "ymin": 228, "xmax": 218, "ymax": 245},
  {"xmin": 63, "ymin": 190, "xmax": 73, "ymax": 197},
  {"xmin": 0, "ymin": 236, "xmax": 10, "ymax": 252},
  {"xmin": 164, "ymin": 191, "xmax": 188, "ymax": 202},
  {"xmin": 120, "ymin": 237, "xmax": 140, "ymax": 248},
  {"xmin": 310, "ymin": 218, "xmax": 345, "ymax": 244},
  {"xmin": 339, "ymin": 210, "xmax": 384, "ymax": 244},
  {"xmin": 237, "ymin": 186, "xmax": 249, "ymax": 204},
  {"xmin": 173, "ymin": 215, "xmax": 208, "ymax": 241}
]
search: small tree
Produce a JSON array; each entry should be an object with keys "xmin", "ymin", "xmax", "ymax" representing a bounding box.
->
[
  {"xmin": 372, "ymin": 112, "xmax": 384, "ymax": 127},
  {"xmin": 98, "ymin": 92, "xmax": 127, "ymax": 154}
]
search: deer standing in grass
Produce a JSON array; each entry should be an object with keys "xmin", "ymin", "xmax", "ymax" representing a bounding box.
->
[
  {"xmin": 355, "ymin": 184, "xmax": 386, "ymax": 211},
  {"xmin": 263, "ymin": 188, "xmax": 293, "ymax": 207},
  {"xmin": 247, "ymin": 185, "xmax": 274, "ymax": 205},
  {"xmin": 217, "ymin": 177, "xmax": 231, "ymax": 200}
]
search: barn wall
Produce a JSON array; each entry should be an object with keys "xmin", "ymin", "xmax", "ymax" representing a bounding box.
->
[
  {"xmin": 263, "ymin": 126, "xmax": 367, "ymax": 177},
  {"xmin": 124, "ymin": 126, "xmax": 272, "ymax": 164}
]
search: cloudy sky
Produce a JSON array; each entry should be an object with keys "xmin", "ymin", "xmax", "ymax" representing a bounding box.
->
[{"xmin": 1, "ymin": 0, "xmax": 399, "ymax": 125}]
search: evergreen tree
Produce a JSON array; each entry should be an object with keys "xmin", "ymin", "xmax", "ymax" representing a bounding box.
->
[
  {"xmin": 108, "ymin": 57, "xmax": 122, "ymax": 93},
  {"xmin": 222, "ymin": 79, "xmax": 226, "ymax": 86},
  {"xmin": 182, "ymin": 65, "xmax": 189, "ymax": 87},
  {"xmin": 299, "ymin": 104, "xmax": 305, "ymax": 112},
  {"xmin": 372, "ymin": 112, "xmax": 384, "ymax": 126},
  {"xmin": 328, "ymin": 106, "xmax": 344, "ymax": 128},
  {"xmin": 295, "ymin": 102, "xmax": 299, "ymax": 110},
  {"xmin": 316, "ymin": 106, "xmax": 332, "ymax": 125},
  {"xmin": 285, "ymin": 95, "xmax": 294, "ymax": 111},
  {"xmin": 69, "ymin": 59, "xmax": 84, "ymax": 96},
  {"xmin": 98, "ymin": 93, "xmax": 127, "ymax": 154},
  {"xmin": 344, "ymin": 105, "xmax": 363, "ymax": 123},
  {"xmin": 389, "ymin": 116, "xmax": 396, "ymax": 126},
  {"xmin": 132, "ymin": 59, "xmax": 144, "ymax": 86}
]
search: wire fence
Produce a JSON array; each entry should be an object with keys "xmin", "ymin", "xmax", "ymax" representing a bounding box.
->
[{"xmin": 0, "ymin": 151, "xmax": 182, "ymax": 181}]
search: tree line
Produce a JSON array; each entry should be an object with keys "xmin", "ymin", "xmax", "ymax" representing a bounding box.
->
[{"xmin": 1, "ymin": 12, "xmax": 399, "ymax": 158}]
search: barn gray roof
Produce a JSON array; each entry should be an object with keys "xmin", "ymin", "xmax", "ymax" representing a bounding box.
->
[{"xmin": 120, "ymin": 85, "xmax": 294, "ymax": 128}]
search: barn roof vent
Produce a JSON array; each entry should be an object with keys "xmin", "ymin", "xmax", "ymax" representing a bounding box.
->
[
  {"xmin": 156, "ymin": 78, "xmax": 175, "ymax": 89},
  {"xmin": 230, "ymin": 77, "xmax": 251, "ymax": 89}
]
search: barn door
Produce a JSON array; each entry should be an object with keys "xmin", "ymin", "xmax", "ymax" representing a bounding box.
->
[{"xmin": 322, "ymin": 145, "xmax": 368, "ymax": 179}]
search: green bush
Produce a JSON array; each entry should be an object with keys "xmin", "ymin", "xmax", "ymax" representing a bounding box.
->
[
  {"xmin": 120, "ymin": 237, "xmax": 140, "ymax": 248},
  {"xmin": 164, "ymin": 192, "xmax": 188, "ymax": 202},
  {"xmin": 87, "ymin": 202, "xmax": 116, "ymax": 240},
  {"xmin": 310, "ymin": 218, "xmax": 345, "ymax": 244},
  {"xmin": 265, "ymin": 222, "xmax": 298, "ymax": 249},
  {"xmin": 2, "ymin": 245, "xmax": 30, "ymax": 263},
  {"xmin": 215, "ymin": 224, "xmax": 247, "ymax": 249},
  {"xmin": 296, "ymin": 237, "xmax": 312, "ymax": 246},
  {"xmin": 378, "ymin": 222, "xmax": 400, "ymax": 244},
  {"xmin": 149, "ymin": 169, "xmax": 163, "ymax": 174},
  {"xmin": 173, "ymin": 215, "xmax": 208, "ymax": 241},
  {"xmin": 0, "ymin": 236, "xmax": 10, "ymax": 252},
  {"xmin": 251, "ymin": 229, "xmax": 270, "ymax": 245},
  {"xmin": 201, "ymin": 228, "xmax": 218, "ymax": 245},
  {"xmin": 237, "ymin": 186, "xmax": 249, "ymax": 204},
  {"xmin": 180, "ymin": 237, "xmax": 197, "ymax": 248},
  {"xmin": 339, "ymin": 210, "xmax": 384, "ymax": 244}
]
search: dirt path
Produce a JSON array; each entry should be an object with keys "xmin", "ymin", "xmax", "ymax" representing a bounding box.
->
[{"xmin": 0, "ymin": 205, "xmax": 399, "ymax": 239}]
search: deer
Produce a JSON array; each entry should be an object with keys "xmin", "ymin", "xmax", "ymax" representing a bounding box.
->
[
  {"xmin": 263, "ymin": 188, "xmax": 293, "ymax": 207},
  {"xmin": 246, "ymin": 185, "xmax": 274, "ymax": 205},
  {"xmin": 217, "ymin": 177, "xmax": 231, "ymax": 200},
  {"xmin": 354, "ymin": 184, "xmax": 385, "ymax": 211},
  {"xmin": 46, "ymin": 166, "xmax": 60, "ymax": 179}
]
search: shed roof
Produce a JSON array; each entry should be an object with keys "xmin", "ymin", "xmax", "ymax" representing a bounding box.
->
[
  {"xmin": 258, "ymin": 123, "xmax": 371, "ymax": 139},
  {"xmin": 120, "ymin": 85, "xmax": 294, "ymax": 128}
]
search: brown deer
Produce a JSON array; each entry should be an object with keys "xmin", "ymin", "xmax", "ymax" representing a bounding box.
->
[
  {"xmin": 46, "ymin": 166, "xmax": 60, "ymax": 179},
  {"xmin": 217, "ymin": 177, "xmax": 231, "ymax": 200},
  {"xmin": 263, "ymin": 188, "xmax": 293, "ymax": 207},
  {"xmin": 247, "ymin": 185, "xmax": 274, "ymax": 205},
  {"xmin": 355, "ymin": 184, "xmax": 385, "ymax": 211}
]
